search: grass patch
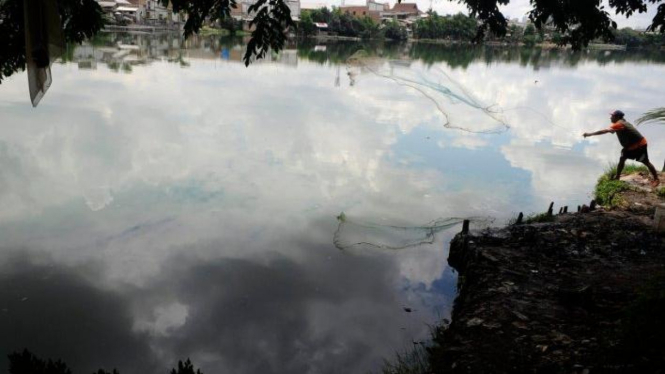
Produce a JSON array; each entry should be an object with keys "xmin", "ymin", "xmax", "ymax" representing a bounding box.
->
[
  {"xmin": 594, "ymin": 174, "xmax": 629, "ymax": 208},
  {"xmin": 508, "ymin": 211, "xmax": 555, "ymax": 225},
  {"xmin": 603, "ymin": 163, "xmax": 649, "ymax": 179},
  {"xmin": 594, "ymin": 162, "xmax": 645, "ymax": 208},
  {"xmin": 658, "ymin": 187, "xmax": 665, "ymax": 198},
  {"xmin": 199, "ymin": 26, "xmax": 230, "ymax": 36},
  {"xmin": 523, "ymin": 212, "xmax": 555, "ymax": 224},
  {"xmin": 380, "ymin": 344, "xmax": 431, "ymax": 374}
]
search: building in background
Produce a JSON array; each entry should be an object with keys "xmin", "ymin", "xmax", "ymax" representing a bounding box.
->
[
  {"xmin": 96, "ymin": 0, "xmax": 183, "ymax": 25},
  {"xmin": 381, "ymin": 2, "xmax": 421, "ymax": 21},
  {"xmin": 339, "ymin": 0, "xmax": 387, "ymax": 22}
]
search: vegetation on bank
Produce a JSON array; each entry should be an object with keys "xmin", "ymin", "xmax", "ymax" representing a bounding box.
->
[
  {"xmin": 7, "ymin": 350, "xmax": 204, "ymax": 374},
  {"xmin": 594, "ymin": 176, "xmax": 629, "ymax": 208},
  {"xmin": 658, "ymin": 187, "xmax": 665, "ymax": 198},
  {"xmin": 379, "ymin": 177, "xmax": 665, "ymax": 372},
  {"xmin": 412, "ymin": 12, "xmax": 477, "ymax": 40},
  {"xmin": 593, "ymin": 164, "xmax": 642, "ymax": 208},
  {"xmin": 298, "ymin": 9, "xmax": 665, "ymax": 49},
  {"xmin": 380, "ymin": 345, "xmax": 430, "ymax": 374},
  {"xmin": 299, "ymin": 7, "xmax": 394, "ymax": 40},
  {"xmin": 523, "ymin": 212, "xmax": 556, "ymax": 224}
]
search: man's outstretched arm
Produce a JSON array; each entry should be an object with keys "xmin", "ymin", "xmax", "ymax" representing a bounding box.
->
[{"xmin": 583, "ymin": 129, "xmax": 614, "ymax": 138}]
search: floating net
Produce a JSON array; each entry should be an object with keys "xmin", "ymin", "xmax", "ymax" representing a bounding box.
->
[
  {"xmin": 333, "ymin": 212, "xmax": 491, "ymax": 252},
  {"xmin": 346, "ymin": 51, "xmax": 579, "ymax": 135},
  {"xmin": 346, "ymin": 51, "xmax": 510, "ymax": 134}
]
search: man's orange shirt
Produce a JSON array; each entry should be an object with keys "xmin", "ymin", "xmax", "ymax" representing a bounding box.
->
[{"xmin": 609, "ymin": 122, "xmax": 647, "ymax": 150}]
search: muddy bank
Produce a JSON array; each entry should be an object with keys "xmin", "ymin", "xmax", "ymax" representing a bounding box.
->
[{"xmin": 428, "ymin": 176, "xmax": 665, "ymax": 373}]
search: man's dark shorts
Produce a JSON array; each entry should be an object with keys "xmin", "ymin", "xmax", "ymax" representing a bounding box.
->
[{"xmin": 622, "ymin": 145, "xmax": 649, "ymax": 163}]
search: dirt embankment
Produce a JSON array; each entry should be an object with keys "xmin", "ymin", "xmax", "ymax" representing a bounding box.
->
[{"xmin": 429, "ymin": 172, "xmax": 665, "ymax": 373}]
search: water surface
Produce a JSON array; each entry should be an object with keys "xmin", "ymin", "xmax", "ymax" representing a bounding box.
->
[{"xmin": 1, "ymin": 34, "xmax": 665, "ymax": 373}]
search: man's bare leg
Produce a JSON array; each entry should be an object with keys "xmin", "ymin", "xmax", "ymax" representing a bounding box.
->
[
  {"xmin": 615, "ymin": 157, "xmax": 626, "ymax": 180},
  {"xmin": 641, "ymin": 160, "xmax": 661, "ymax": 187}
]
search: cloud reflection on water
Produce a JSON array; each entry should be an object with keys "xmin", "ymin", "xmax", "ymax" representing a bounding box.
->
[{"xmin": 1, "ymin": 37, "xmax": 665, "ymax": 373}]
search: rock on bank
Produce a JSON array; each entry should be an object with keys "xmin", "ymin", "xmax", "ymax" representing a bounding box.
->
[{"xmin": 428, "ymin": 210, "xmax": 665, "ymax": 373}]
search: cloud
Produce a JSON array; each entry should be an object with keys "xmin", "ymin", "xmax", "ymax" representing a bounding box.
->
[
  {"xmin": 0, "ymin": 251, "xmax": 159, "ymax": 374},
  {"xmin": 2, "ymin": 35, "xmax": 665, "ymax": 374},
  {"xmin": 0, "ymin": 242, "xmax": 449, "ymax": 374}
]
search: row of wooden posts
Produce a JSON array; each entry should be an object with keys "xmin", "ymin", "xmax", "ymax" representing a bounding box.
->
[
  {"xmin": 513, "ymin": 200, "xmax": 598, "ymax": 225},
  {"xmin": 460, "ymin": 199, "xmax": 600, "ymax": 234}
]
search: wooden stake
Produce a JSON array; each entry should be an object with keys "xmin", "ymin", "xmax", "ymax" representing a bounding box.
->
[{"xmin": 462, "ymin": 220, "xmax": 469, "ymax": 234}]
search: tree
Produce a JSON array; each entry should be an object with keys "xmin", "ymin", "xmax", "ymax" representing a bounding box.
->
[
  {"xmin": 522, "ymin": 23, "xmax": 539, "ymax": 46},
  {"xmin": 637, "ymin": 108, "xmax": 665, "ymax": 171},
  {"xmin": 8, "ymin": 349, "xmax": 73, "ymax": 374},
  {"xmin": 298, "ymin": 11, "xmax": 317, "ymax": 37},
  {"xmin": 2, "ymin": 0, "xmax": 665, "ymax": 84},
  {"xmin": 169, "ymin": 359, "xmax": 203, "ymax": 374},
  {"xmin": 0, "ymin": 0, "xmax": 103, "ymax": 84},
  {"xmin": 218, "ymin": 16, "xmax": 243, "ymax": 36},
  {"xmin": 359, "ymin": 16, "xmax": 380, "ymax": 39},
  {"xmin": 383, "ymin": 19, "xmax": 408, "ymax": 41},
  {"xmin": 164, "ymin": 0, "xmax": 294, "ymax": 65},
  {"xmin": 459, "ymin": 0, "xmax": 665, "ymax": 49},
  {"xmin": 413, "ymin": 13, "xmax": 477, "ymax": 40}
]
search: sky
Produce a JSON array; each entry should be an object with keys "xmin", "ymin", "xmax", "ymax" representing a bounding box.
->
[{"xmin": 301, "ymin": 0, "xmax": 660, "ymax": 29}]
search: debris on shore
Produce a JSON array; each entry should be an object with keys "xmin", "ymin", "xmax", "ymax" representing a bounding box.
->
[{"xmin": 428, "ymin": 171, "xmax": 665, "ymax": 373}]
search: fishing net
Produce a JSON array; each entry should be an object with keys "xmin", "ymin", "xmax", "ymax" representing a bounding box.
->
[
  {"xmin": 333, "ymin": 212, "xmax": 490, "ymax": 252},
  {"xmin": 346, "ymin": 51, "xmax": 510, "ymax": 134}
]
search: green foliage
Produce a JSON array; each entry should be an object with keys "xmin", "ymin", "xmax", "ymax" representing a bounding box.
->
[
  {"xmin": 612, "ymin": 27, "xmax": 665, "ymax": 48},
  {"xmin": 551, "ymin": 32, "xmax": 563, "ymax": 44},
  {"xmin": 636, "ymin": 107, "xmax": 665, "ymax": 126},
  {"xmin": 603, "ymin": 163, "xmax": 649, "ymax": 179},
  {"xmin": 298, "ymin": 7, "xmax": 378, "ymax": 38},
  {"xmin": 0, "ymin": 0, "xmax": 104, "ymax": 83},
  {"xmin": 8, "ymin": 349, "xmax": 73, "ymax": 374},
  {"xmin": 164, "ymin": 0, "xmax": 295, "ymax": 66},
  {"xmin": 360, "ymin": 17, "xmax": 380, "ymax": 39},
  {"xmin": 5, "ymin": 350, "xmax": 205, "ymax": 374},
  {"xmin": 595, "ymin": 175, "xmax": 629, "ymax": 208},
  {"xmin": 517, "ymin": 24, "xmax": 543, "ymax": 46},
  {"xmin": 380, "ymin": 344, "xmax": 431, "ymax": 374},
  {"xmin": 218, "ymin": 16, "xmax": 243, "ymax": 36},
  {"xmin": 413, "ymin": 12, "xmax": 478, "ymax": 40},
  {"xmin": 505, "ymin": 24, "xmax": 524, "ymax": 44},
  {"xmin": 170, "ymin": 359, "xmax": 203, "ymax": 374},
  {"xmin": 523, "ymin": 212, "xmax": 555, "ymax": 224},
  {"xmin": 657, "ymin": 187, "xmax": 665, "ymax": 198},
  {"xmin": 383, "ymin": 20, "xmax": 408, "ymax": 41},
  {"xmin": 298, "ymin": 11, "xmax": 317, "ymax": 37},
  {"xmin": 465, "ymin": 0, "xmax": 665, "ymax": 50}
]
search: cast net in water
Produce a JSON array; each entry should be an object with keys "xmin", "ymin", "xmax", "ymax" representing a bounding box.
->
[
  {"xmin": 333, "ymin": 212, "xmax": 490, "ymax": 252},
  {"xmin": 346, "ymin": 51, "xmax": 510, "ymax": 134},
  {"xmin": 346, "ymin": 51, "xmax": 580, "ymax": 136}
]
